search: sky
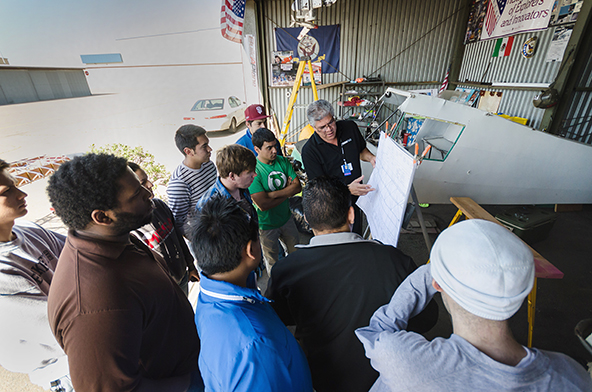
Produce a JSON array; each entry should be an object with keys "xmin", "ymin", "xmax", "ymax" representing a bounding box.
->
[
  {"xmin": 0, "ymin": 0, "xmax": 261, "ymax": 170},
  {"xmin": 0, "ymin": 0, "xmax": 252, "ymax": 97},
  {"xmin": 0, "ymin": 0, "xmax": 242, "ymax": 68}
]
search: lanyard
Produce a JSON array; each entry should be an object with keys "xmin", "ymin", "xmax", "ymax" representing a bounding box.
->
[{"xmin": 340, "ymin": 137, "xmax": 347, "ymax": 165}]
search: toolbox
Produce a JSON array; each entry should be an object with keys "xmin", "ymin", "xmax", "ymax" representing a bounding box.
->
[{"xmin": 495, "ymin": 206, "xmax": 557, "ymax": 245}]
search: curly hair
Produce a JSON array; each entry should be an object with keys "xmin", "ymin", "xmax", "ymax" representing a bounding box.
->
[{"xmin": 47, "ymin": 153, "xmax": 129, "ymax": 230}]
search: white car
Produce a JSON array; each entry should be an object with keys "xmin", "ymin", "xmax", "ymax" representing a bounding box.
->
[{"xmin": 183, "ymin": 96, "xmax": 246, "ymax": 132}]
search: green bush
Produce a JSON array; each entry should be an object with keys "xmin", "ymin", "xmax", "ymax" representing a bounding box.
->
[{"xmin": 89, "ymin": 144, "xmax": 170, "ymax": 199}]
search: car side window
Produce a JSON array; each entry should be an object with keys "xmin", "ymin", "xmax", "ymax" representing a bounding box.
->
[
  {"xmin": 229, "ymin": 96, "xmax": 239, "ymax": 108},
  {"xmin": 192, "ymin": 100, "xmax": 205, "ymax": 111}
]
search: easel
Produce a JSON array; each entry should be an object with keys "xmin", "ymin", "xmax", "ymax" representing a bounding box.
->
[
  {"xmin": 402, "ymin": 139, "xmax": 433, "ymax": 251},
  {"xmin": 410, "ymin": 185, "xmax": 432, "ymax": 251},
  {"xmin": 447, "ymin": 197, "xmax": 564, "ymax": 348},
  {"xmin": 280, "ymin": 57, "xmax": 319, "ymax": 147},
  {"xmin": 362, "ymin": 135, "xmax": 433, "ymax": 252}
]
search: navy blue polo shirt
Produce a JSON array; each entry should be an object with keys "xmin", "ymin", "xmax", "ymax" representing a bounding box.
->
[{"xmin": 301, "ymin": 120, "xmax": 366, "ymax": 186}]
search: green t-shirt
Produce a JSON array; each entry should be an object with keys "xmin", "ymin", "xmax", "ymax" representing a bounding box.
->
[{"xmin": 249, "ymin": 155, "xmax": 297, "ymax": 230}]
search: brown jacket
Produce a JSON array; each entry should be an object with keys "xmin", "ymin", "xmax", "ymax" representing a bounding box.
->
[{"xmin": 48, "ymin": 231, "xmax": 199, "ymax": 391}]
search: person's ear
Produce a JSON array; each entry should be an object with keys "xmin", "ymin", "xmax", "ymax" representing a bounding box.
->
[
  {"xmin": 91, "ymin": 210, "xmax": 113, "ymax": 226},
  {"xmin": 244, "ymin": 239, "xmax": 261, "ymax": 269},
  {"xmin": 245, "ymin": 240, "xmax": 256, "ymax": 260},
  {"xmin": 183, "ymin": 146, "xmax": 194, "ymax": 156},
  {"xmin": 432, "ymin": 279, "xmax": 443, "ymax": 292},
  {"xmin": 254, "ymin": 146, "xmax": 261, "ymax": 155},
  {"xmin": 347, "ymin": 206, "xmax": 355, "ymax": 225}
]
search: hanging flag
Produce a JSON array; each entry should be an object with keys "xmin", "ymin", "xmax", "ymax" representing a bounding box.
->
[
  {"xmin": 220, "ymin": 0, "xmax": 245, "ymax": 43},
  {"xmin": 275, "ymin": 25, "xmax": 340, "ymax": 74},
  {"xmin": 492, "ymin": 36, "xmax": 514, "ymax": 57},
  {"xmin": 484, "ymin": 0, "xmax": 506, "ymax": 37},
  {"xmin": 439, "ymin": 65, "xmax": 450, "ymax": 95}
]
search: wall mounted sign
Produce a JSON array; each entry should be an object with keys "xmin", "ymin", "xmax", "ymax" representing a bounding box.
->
[
  {"xmin": 480, "ymin": 0, "xmax": 554, "ymax": 41},
  {"xmin": 522, "ymin": 37, "xmax": 538, "ymax": 58}
]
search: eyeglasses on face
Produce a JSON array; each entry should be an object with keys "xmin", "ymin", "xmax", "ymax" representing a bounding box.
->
[{"xmin": 316, "ymin": 117, "xmax": 336, "ymax": 131}]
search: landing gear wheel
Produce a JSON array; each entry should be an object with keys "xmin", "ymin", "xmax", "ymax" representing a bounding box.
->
[{"xmin": 229, "ymin": 117, "xmax": 237, "ymax": 133}]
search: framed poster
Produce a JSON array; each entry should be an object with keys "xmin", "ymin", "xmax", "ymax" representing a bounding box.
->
[
  {"xmin": 271, "ymin": 51, "xmax": 298, "ymax": 87},
  {"xmin": 549, "ymin": 0, "xmax": 582, "ymax": 26},
  {"xmin": 271, "ymin": 50, "xmax": 321, "ymax": 87}
]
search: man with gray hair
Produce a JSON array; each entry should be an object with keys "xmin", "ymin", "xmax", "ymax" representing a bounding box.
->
[
  {"xmin": 301, "ymin": 99, "xmax": 376, "ymax": 234},
  {"xmin": 356, "ymin": 219, "xmax": 592, "ymax": 391}
]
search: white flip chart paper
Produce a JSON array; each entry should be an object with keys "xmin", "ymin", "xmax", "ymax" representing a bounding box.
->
[{"xmin": 357, "ymin": 132, "xmax": 416, "ymax": 246}]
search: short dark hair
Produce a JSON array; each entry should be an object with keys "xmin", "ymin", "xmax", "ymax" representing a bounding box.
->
[
  {"xmin": 0, "ymin": 159, "xmax": 9, "ymax": 172},
  {"xmin": 191, "ymin": 195, "xmax": 259, "ymax": 276},
  {"xmin": 251, "ymin": 128, "xmax": 277, "ymax": 149},
  {"xmin": 216, "ymin": 144, "xmax": 256, "ymax": 178},
  {"xmin": 47, "ymin": 153, "xmax": 128, "ymax": 230},
  {"xmin": 175, "ymin": 124, "xmax": 207, "ymax": 155},
  {"xmin": 303, "ymin": 176, "xmax": 351, "ymax": 231},
  {"xmin": 127, "ymin": 161, "xmax": 141, "ymax": 172}
]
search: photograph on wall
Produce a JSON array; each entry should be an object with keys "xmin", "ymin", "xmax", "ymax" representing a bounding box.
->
[
  {"xmin": 480, "ymin": 0, "xmax": 554, "ymax": 41},
  {"xmin": 271, "ymin": 50, "xmax": 298, "ymax": 87},
  {"xmin": 271, "ymin": 50, "xmax": 321, "ymax": 87},
  {"xmin": 549, "ymin": 0, "xmax": 582, "ymax": 26},
  {"xmin": 464, "ymin": 0, "xmax": 488, "ymax": 44},
  {"xmin": 546, "ymin": 25, "xmax": 573, "ymax": 62},
  {"xmin": 302, "ymin": 61, "xmax": 322, "ymax": 86},
  {"xmin": 453, "ymin": 88, "xmax": 481, "ymax": 107},
  {"xmin": 478, "ymin": 91, "xmax": 503, "ymax": 113}
]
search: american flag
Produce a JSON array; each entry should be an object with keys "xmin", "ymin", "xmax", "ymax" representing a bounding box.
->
[
  {"xmin": 221, "ymin": 0, "xmax": 245, "ymax": 43},
  {"xmin": 439, "ymin": 65, "xmax": 450, "ymax": 95},
  {"xmin": 485, "ymin": 0, "xmax": 506, "ymax": 37}
]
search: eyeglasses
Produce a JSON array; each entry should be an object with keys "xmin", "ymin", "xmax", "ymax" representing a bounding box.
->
[{"xmin": 316, "ymin": 117, "xmax": 336, "ymax": 132}]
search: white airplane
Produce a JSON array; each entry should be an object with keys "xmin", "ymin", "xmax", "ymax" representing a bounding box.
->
[{"xmin": 380, "ymin": 87, "xmax": 592, "ymax": 205}]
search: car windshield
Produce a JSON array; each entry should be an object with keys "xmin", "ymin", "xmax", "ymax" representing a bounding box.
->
[{"xmin": 191, "ymin": 99, "xmax": 225, "ymax": 111}]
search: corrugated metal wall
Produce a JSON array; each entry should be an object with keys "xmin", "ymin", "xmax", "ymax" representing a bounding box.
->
[
  {"xmin": 262, "ymin": 0, "xmax": 466, "ymax": 141},
  {"xmin": 457, "ymin": 29, "xmax": 561, "ymax": 129},
  {"xmin": 0, "ymin": 68, "xmax": 91, "ymax": 106}
]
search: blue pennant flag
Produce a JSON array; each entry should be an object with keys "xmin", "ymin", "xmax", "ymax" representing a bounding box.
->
[{"xmin": 275, "ymin": 25, "xmax": 340, "ymax": 74}]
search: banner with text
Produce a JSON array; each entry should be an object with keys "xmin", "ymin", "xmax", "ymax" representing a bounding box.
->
[{"xmin": 481, "ymin": 0, "xmax": 554, "ymax": 41}]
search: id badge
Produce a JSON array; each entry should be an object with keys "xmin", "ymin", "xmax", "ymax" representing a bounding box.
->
[{"xmin": 341, "ymin": 162, "xmax": 353, "ymax": 176}]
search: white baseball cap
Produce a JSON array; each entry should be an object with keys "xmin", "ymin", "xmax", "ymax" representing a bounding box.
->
[{"xmin": 430, "ymin": 219, "xmax": 535, "ymax": 321}]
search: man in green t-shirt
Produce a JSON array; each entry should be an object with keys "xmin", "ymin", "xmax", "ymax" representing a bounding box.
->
[{"xmin": 249, "ymin": 129, "xmax": 302, "ymax": 275}]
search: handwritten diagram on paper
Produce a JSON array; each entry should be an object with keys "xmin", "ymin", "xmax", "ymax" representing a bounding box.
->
[{"xmin": 357, "ymin": 132, "xmax": 416, "ymax": 246}]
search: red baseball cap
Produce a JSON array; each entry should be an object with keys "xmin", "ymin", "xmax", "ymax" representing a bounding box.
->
[{"xmin": 245, "ymin": 104, "xmax": 271, "ymax": 121}]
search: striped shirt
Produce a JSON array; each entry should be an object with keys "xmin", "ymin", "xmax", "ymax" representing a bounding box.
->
[{"xmin": 167, "ymin": 161, "xmax": 217, "ymax": 235}]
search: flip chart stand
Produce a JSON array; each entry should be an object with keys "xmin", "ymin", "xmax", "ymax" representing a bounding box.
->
[{"xmin": 410, "ymin": 185, "xmax": 433, "ymax": 252}]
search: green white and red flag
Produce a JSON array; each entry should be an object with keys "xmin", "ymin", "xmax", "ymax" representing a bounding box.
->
[{"xmin": 492, "ymin": 36, "xmax": 514, "ymax": 57}]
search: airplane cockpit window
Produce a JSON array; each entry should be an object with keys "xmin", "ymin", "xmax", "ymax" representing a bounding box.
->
[{"xmin": 390, "ymin": 112, "xmax": 465, "ymax": 162}]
